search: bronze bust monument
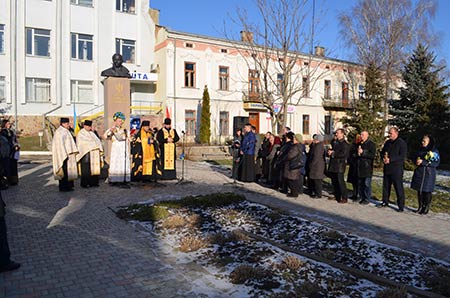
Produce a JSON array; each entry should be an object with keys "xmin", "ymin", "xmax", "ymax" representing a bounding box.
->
[{"xmin": 101, "ymin": 53, "xmax": 131, "ymax": 78}]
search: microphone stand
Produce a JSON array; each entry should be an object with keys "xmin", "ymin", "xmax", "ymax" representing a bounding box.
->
[
  {"xmin": 176, "ymin": 130, "xmax": 193, "ymax": 185},
  {"xmin": 119, "ymin": 128, "xmax": 130, "ymax": 189}
]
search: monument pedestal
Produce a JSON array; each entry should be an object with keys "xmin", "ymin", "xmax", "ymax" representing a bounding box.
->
[{"xmin": 103, "ymin": 77, "xmax": 131, "ymax": 163}]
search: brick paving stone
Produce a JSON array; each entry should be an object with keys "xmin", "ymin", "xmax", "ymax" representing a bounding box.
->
[{"xmin": 1, "ymin": 159, "xmax": 450, "ymax": 297}]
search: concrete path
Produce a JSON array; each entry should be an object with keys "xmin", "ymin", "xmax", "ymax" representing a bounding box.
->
[{"xmin": 1, "ymin": 159, "xmax": 449, "ymax": 297}]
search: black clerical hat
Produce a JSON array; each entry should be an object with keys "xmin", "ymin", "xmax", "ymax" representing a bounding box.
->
[
  {"xmin": 164, "ymin": 118, "xmax": 171, "ymax": 125},
  {"xmin": 141, "ymin": 120, "xmax": 150, "ymax": 127},
  {"xmin": 60, "ymin": 117, "xmax": 70, "ymax": 124},
  {"xmin": 84, "ymin": 120, "xmax": 93, "ymax": 126}
]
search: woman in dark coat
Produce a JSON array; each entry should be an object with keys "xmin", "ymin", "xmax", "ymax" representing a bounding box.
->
[
  {"xmin": 347, "ymin": 134, "xmax": 361, "ymax": 201},
  {"xmin": 0, "ymin": 120, "xmax": 20, "ymax": 186},
  {"xmin": 308, "ymin": 135, "xmax": 326, "ymax": 198},
  {"xmin": 411, "ymin": 135, "xmax": 440, "ymax": 214},
  {"xmin": 266, "ymin": 135, "xmax": 281, "ymax": 186},
  {"xmin": 278, "ymin": 132, "xmax": 302, "ymax": 198}
]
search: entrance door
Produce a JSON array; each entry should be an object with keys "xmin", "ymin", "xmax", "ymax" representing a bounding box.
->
[{"xmin": 249, "ymin": 112, "xmax": 260, "ymax": 133}]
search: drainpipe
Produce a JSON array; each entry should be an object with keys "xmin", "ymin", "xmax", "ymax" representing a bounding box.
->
[
  {"xmin": 173, "ymin": 36, "xmax": 177, "ymax": 126},
  {"xmin": 13, "ymin": 0, "xmax": 18, "ymax": 130}
]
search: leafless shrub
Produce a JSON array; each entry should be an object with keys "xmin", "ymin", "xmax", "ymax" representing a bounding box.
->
[
  {"xmin": 161, "ymin": 214, "xmax": 186, "ymax": 229},
  {"xmin": 229, "ymin": 265, "xmax": 265, "ymax": 284},
  {"xmin": 186, "ymin": 213, "xmax": 202, "ymax": 228},
  {"xmin": 179, "ymin": 236, "xmax": 206, "ymax": 252},
  {"xmin": 376, "ymin": 286, "xmax": 407, "ymax": 298},
  {"xmin": 278, "ymin": 255, "xmax": 305, "ymax": 271}
]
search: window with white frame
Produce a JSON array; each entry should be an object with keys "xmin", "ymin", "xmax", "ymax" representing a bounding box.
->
[
  {"xmin": 324, "ymin": 80, "xmax": 331, "ymax": 99},
  {"xmin": 184, "ymin": 62, "xmax": 196, "ymax": 88},
  {"xmin": 302, "ymin": 114, "xmax": 310, "ymax": 135},
  {"xmin": 26, "ymin": 78, "xmax": 51, "ymax": 103},
  {"xmin": 219, "ymin": 111, "xmax": 229, "ymax": 136},
  {"xmin": 302, "ymin": 76, "xmax": 310, "ymax": 97},
  {"xmin": 0, "ymin": 77, "xmax": 5, "ymax": 101},
  {"xmin": 0, "ymin": 24, "xmax": 4, "ymax": 54},
  {"xmin": 71, "ymin": 80, "xmax": 93, "ymax": 103},
  {"xmin": 219, "ymin": 66, "xmax": 229, "ymax": 91},
  {"xmin": 277, "ymin": 73, "xmax": 284, "ymax": 95},
  {"xmin": 26, "ymin": 28, "xmax": 50, "ymax": 57},
  {"xmin": 116, "ymin": 0, "xmax": 135, "ymax": 13},
  {"xmin": 71, "ymin": 33, "xmax": 93, "ymax": 61},
  {"xmin": 115, "ymin": 38, "xmax": 135, "ymax": 63},
  {"xmin": 71, "ymin": 0, "xmax": 93, "ymax": 6}
]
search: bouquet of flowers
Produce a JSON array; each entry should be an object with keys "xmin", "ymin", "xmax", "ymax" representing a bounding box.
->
[{"xmin": 424, "ymin": 150, "xmax": 440, "ymax": 162}]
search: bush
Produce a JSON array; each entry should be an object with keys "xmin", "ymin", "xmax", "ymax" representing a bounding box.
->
[
  {"xmin": 116, "ymin": 204, "xmax": 169, "ymax": 222},
  {"xmin": 179, "ymin": 236, "xmax": 207, "ymax": 252},
  {"xmin": 229, "ymin": 265, "xmax": 266, "ymax": 284},
  {"xmin": 278, "ymin": 255, "xmax": 305, "ymax": 271}
]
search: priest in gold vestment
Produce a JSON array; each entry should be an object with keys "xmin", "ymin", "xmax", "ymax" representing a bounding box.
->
[
  {"xmin": 131, "ymin": 120, "xmax": 161, "ymax": 182},
  {"xmin": 156, "ymin": 118, "xmax": 179, "ymax": 180}
]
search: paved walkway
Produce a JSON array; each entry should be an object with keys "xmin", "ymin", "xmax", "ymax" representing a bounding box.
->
[{"xmin": 1, "ymin": 158, "xmax": 449, "ymax": 297}]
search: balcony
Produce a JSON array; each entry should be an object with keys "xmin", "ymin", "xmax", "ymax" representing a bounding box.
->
[
  {"xmin": 242, "ymin": 90, "xmax": 261, "ymax": 103},
  {"xmin": 322, "ymin": 96, "xmax": 354, "ymax": 111}
]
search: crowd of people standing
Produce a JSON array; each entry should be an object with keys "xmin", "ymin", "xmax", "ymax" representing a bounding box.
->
[{"xmin": 231, "ymin": 124, "xmax": 441, "ymax": 214}]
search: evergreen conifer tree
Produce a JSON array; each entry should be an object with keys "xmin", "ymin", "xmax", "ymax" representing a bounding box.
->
[
  {"xmin": 199, "ymin": 85, "xmax": 211, "ymax": 144},
  {"xmin": 390, "ymin": 44, "xmax": 450, "ymax": 161},
  {"xmin": 343, "ymin": 62, "xmax": 386, "ymax": 149}
]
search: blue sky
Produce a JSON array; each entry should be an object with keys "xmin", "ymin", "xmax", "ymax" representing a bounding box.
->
[{"xmin": 150, "ymin": 0, "xmax": 450, "ymax": 66}]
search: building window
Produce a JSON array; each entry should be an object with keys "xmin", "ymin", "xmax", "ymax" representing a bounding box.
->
[
  {"xmin": 219, "ymin": 66, "xmax": 229, "ymax": 91},
  {"xmin": 185, "ymin": 110, "xmax": 196, "ymax": 136},
  {"xmin": 184, "ymin": 62, "xmax": 195, "ymax": 88},
  {"xmin": 116, "ymin": 0, "xmax": 135, "ymax": 13},
  {"xmin": 0, "ymin": 24, "xmax": 4, "ymax": 54},
  {"xmin": 342, "ymin": 82, "xmax": 349, "ymax": 102},
  {"xmin": 302, "ymin": 76, "xmax": 310, "ymax": 97},
  {"xmin": 324, "ymin": 115, "xmax": 331, "ymax": 135},
  {"xmin": 219, "ymin": 111, "xmax": 229, "ymax": 136},
  {"xmin": 71, "ymin": 33, "xmax": 93, "ymax": 61},
  {"xmin": 324, "ymin": 80, "xmax": 331, "ymax": 99},
  {"xmin": 277, "ymin": 73, "xmax": 284, "ymax": 95},
  {"xmin": 0, "ymin": 77, "xmax": 5, "ymax": 101},
  {"xmin": 248, "ymin": 69, "xmax": 260, "ymax": 95},
  {"xmin": 302, "ymin": 115, "xmax": 310, "ymax": 135},
  {"xmin": 358, "ymin": 85, "xmax": 365, "ymax": 99},
  {"xmin": 221, "ymin": 48, "xmax": 228, "ymax": 53},
  {"xmin": 71, "ymin": 80, "xmax": 93, "ymax": 103},
  {"xmin": 26, "ymin": 78, "xmax": 51, "ymax": 103},
  {"xmin": 71, "ymin": 0, "xmax": 93, "ymax": 6},
  {"xmin": 115, "ymin": 38, "xmax": 135, "ymax": 63},
  {"xmin": 185, "ymin": 43, "xmax": 193, "ymax": 48},
  {"xmin": 26, "ymin": 28, "xmax": 50, "ymax": 57}
]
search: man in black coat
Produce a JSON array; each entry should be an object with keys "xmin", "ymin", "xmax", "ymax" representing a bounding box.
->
[
  {"xmin": 357, "ymin": 131, "xmax": 376, "ymax": 205},
  {"xmin": 0, "ymin": 192, "xmax": 20, "ymax": 273},
  {"xmin": 327, "ymin": 128, "xmax": 350, "ymax": 203},
  {"xmin": 378, "ymin": 127, "xmax": 407, "ymax": 212}
]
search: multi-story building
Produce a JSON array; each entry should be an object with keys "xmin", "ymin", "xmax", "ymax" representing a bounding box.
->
[
  {"xmin": 0, "ymin": 0, "xmax": 158, "ymax": 135},
  {"xmin": 1, "ymin": 0, "xmax": 369, "ymax": 142},
  {"xmin": 154, "ymin": 22, "xmax": 366, "ymax": 143}
]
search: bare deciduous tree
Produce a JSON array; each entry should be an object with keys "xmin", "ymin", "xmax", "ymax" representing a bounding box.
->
[
  {"xmin": 225, "ymin": 0, "xmax": 328, "ymax": 133},
  {"xmin": 339, "ymin": 0, "xmax": 438, "ymax": 121}
]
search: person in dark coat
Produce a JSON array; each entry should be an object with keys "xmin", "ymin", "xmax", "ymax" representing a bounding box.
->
[
  {"xmin": 308, "ymin": 135, "xmax": 326, "ymax": 198},
  {"xmin": 347, "ymin": 134, "xmax": 361, "ymax": 201},
  {"xmin": 357, "ymin": 131, "xmax": 376, "ymax": 205},
  {"xmin": 231, "ymin": 129, "xmax": 243, "ymax": 180},
  {"xmin": 0, "ymin": 120, "xmax": 20, "ymax": 186},
  {"xmin": 259, "ymin": 132, "xmax": 272, "ymax": 182},
  {"xmin": 278, "ymin": 132, "xmax": 302, "ymax": 198},
  {"xmin": 378, "ymin": 127, "xmax": 407, "ymax": 212},
  {"xmin": 266, "ymin": 135, "xmax": 281, "ymax": 186},
  {"xmin": 327, "ymin": 128, "xmax": 349, "ymax": 203},
  {"xmin": 239, "ymin": 123, "xmax": 256, "ymax": 182},
  {"xmin": 411, "ymin": 135, "xmax": 440, "ymax": 214},
  {"xmin": 0, "ymin": 192, "xmax": 20, "ymax": 273}
]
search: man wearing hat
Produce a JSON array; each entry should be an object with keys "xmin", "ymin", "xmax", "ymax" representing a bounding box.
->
[
  {"xmin": 52, "ymin": 118, "xmax": 79, "ymax": 191},
  {"xmin": 131, "ymin": 120, "xmax": 161, "ymax": 182},
  {"xmin": 76, "ymin": 120, "xmax": 104, "ymax": 188},
  {"xmin": 156, "ymin": 118, "xmax": 180, "ymax": 180}
]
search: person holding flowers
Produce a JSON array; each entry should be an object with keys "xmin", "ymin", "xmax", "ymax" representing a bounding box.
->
[{"xmin": 411, "ymin": 135, "xmax": 440, "ymax": 215}]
